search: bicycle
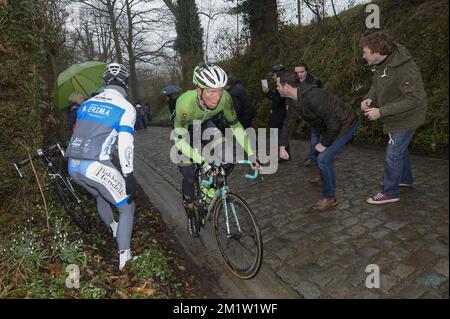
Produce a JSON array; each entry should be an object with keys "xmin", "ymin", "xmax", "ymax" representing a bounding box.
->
[
  {"xmin": 13, "ymin": 142, "xmax": 92, "ymax": 233},
  {"xmin": 188, "ymin": 160, "xmax": 263, "ymax": 280}
]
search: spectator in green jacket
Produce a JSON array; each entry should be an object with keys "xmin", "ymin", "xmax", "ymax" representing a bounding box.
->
[{"xmin": 361, "ymin": 32, "xmax": 427, "ymax": 205}]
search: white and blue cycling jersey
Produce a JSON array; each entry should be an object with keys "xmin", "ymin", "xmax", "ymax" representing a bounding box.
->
[{"xmin": 66, "ymin": 86, "xmax": 136, "ymax": 175}]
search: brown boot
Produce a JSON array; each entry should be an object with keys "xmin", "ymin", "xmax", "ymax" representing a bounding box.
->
[
  {"xmin": 313, "ymin": 198, "xmax": 337, "ymax": 211},
  {"xmin": 309, "ymin": 175, "xmax": 322, "ymax": 184}
]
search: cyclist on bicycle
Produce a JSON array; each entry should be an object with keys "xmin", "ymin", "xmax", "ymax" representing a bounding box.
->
[
  {"xmin": 65, "ymin": 63, "xmax": 138, "ymax": 271},
  {"xmin": 173, "ymin": 63, "xmax": 260, "ymax": 238}
]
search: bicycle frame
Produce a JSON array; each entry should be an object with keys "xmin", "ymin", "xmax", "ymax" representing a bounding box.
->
[
  {"xmin": 197, "ymin": 160, "xmax": 259, "ymax": 237},
  {"xmin": 13, "ymin": 143, "xmax": 81, "ymax": 203}
]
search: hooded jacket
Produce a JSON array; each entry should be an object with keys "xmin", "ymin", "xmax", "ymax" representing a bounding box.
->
[{"xmin": 366, "ymin": 43, "xmax": 427, "ymax": 133}]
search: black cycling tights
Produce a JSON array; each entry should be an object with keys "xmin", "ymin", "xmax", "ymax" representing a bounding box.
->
[{"xmin": 179, "ymin": 164, "xmax": 197, "ymax": 203}]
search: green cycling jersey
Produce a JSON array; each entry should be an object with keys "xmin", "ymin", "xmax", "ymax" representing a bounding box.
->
[{"xmin": 173, "ymin": 89, "xmax": 255, "ymax": 167}]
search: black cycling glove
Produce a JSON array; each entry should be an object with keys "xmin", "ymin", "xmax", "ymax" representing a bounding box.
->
[{"xmin": 124, "ymin": 172, "xmax": 136, "ymax": 204}]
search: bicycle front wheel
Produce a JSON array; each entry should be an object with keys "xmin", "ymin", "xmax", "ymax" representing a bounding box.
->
[
  {"xmin": 54, "ymin": 177, "xmax": 91, "ymax": 233},
  {"xmin": 213, "ymin": 192, "xmax": 263, "ymax": 280}
]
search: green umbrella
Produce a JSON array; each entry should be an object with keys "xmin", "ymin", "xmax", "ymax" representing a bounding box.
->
[{"xmin": 53, "ymin": 61, "xmax": 106, "ymax": 109}]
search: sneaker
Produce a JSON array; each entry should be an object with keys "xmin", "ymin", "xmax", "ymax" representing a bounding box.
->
[
  {"xmin": 309, "ymin": 175, "xmax": 322, "ymax": 184},
  {"xmin": 367, "ymin": 193, "xmax": 400, "ymax": 205},
  {"xmin": 313, "ymin": 198, "xmax": 337, "ymax": 211},
  {"xmin": 118, "ymin": 249, "xmax": 138, "ymax": 271}
]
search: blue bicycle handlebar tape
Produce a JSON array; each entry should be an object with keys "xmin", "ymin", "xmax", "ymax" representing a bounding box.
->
[
  {"xmin": 237, "ymin": 160, "xmax": 260, "ymax": 180},
  {"xmin": 201, "ymin": 160, "xmax": 259, "ymax": 185},
  {"xmin": 245, "ymin": 170, "xmax": 259, "ymax": 180},
  {"xmin": 201, "ymin": 177, "xmax": 214, "ymax": 186}
]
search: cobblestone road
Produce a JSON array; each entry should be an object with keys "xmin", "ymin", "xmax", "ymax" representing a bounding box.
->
[{"xmin": 135, "ymin": 126, "xmax": 449, "ymax": 299}]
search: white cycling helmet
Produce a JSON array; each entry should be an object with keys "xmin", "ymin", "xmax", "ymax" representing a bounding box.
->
[
  {"xmin": 192, "ymin": 63, "xmax": 228, "ymax": 89},
  {"xmin": 103, "ymin": 63, "xmax": 129, "ymax": 86}
]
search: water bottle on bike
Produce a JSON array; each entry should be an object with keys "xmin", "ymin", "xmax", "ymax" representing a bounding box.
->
[{"xmin": 200, "ymin": 184, "xmax": 216, "ymax": 205}]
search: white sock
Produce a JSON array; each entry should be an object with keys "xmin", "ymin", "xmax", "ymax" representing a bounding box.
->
[{"xmin": 110, "ymin": 221, "xmax": 118, "ymax": 238}]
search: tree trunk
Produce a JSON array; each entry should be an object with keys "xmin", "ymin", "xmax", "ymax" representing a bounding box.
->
[
  {"xmin": 106, "ymin": 0, "xmax": 123, "ymax": 64},
  {"xmin": 124, "ymin": 0, "xmax": 137, "ymax": 101},
  {"xmin": 248, "ymin": 0, "xmax": 278, "ymax": 46}
]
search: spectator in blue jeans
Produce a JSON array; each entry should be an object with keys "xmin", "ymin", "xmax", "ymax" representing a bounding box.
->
[
  {"xmin": 307, "ymin": 128, "xmax": 323, "ymax": 165},
  {"xmin": 361, "ymin": 32, "xmax": 427, "ymax": 204},
  {"xmin": 276, "ymin": 70, "xmax": 359, "ymax": 211},
  {"xmin": 294, "ymin": 62, "xmax": 323, "ymax": 167}
]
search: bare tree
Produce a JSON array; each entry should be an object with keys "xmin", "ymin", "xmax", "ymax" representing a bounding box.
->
[
  {"xmin": 119, "ymin": 0, "xmax": 174, "ymax": 100},
  {"xmin": 42, "ymin": 0, "xmax": 70, "ymax": 86},
  {"xmin": 78, "ymin": 0, "xmax": 125, "ymax": 63},
  {"xmin": 303, "ymin": 0, "xmax": 326, "ymax": 35},
  {"xmin": 72, "ymin": 0, "xmax": 175, "ymax": 101},
  {"xmin": 68, "ymin": 2, "xmax": 115, "ymax": 64},
  {"xmin": 330, "ymin": 0, "xmax": 352, "ymax": 48}
]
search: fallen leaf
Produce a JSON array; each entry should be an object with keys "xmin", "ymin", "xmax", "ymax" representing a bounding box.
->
[
  {"xmin": 129, "ymin": 286, "xmax": 156, "ymax": 297},
  {"xmin": 116, "ymin": 289, "xmax": 129, "ymax": 299}
]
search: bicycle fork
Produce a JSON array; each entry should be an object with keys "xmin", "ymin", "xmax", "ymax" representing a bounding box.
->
[{"xmin": 51, "ymin": 174, "xmax": 82, "ymax": 204}]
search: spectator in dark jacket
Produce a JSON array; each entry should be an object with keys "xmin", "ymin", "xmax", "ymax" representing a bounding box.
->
[
  {"xmin": 277, "ymin": 70, "xmax": 360, "ymax": 211},
  {"xmin": 135, "ymin": 103, "xmax": 146, "ymax": 130},
  {"xmin": 226, "ymin": 77, "xmax": 257, "ymax": 129},
  {"xmin": 294, "ymin": 62, "xmax": 323, "ymax": 167},
  {"xmin": 143, "ymin": 103, "xmax": 151, "ymax": 123},
  {"xmin": 263, "ymin": 64, "xmax": 291, "ymax": 161},
  {"xmin": 295, "ymin": 62, "xmax": 322, "ymax": 87},
  {"xmin": 66, "ymin": 92, "xmax": 85, "ymax": 133}
]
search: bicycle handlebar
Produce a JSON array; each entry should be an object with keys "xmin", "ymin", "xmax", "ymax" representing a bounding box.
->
[
  {"xmin": 237, "ymin": 160, "xmax": 260, "ymax": 180},
  {"xmin": 201, "ymin": 160, "xmax": 260, "ymax": 186},
  {"xmin": 12, "ymin": 142, "xmax": 65, "ymax": 178}
]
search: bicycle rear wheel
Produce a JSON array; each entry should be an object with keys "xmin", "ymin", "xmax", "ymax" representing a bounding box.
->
[
  {"xmin": 54, "ymin": 176, "xmax": 92, "ymax": 233},
  {"xmin": 213, "ymin": 192, "xmax": 263, "ymax": 279}
]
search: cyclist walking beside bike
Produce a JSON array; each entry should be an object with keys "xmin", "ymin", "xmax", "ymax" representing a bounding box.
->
[
  {"xmin": 173, "ymin": 63, "xmax": 260, "ymax": 238},
  {"xmin": 66, "ymin": 63, "xmax": 138, "ymax": 271}
]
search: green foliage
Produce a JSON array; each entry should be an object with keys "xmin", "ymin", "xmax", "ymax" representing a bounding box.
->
[
  {"xmin": 230, "ymin": 0, "xmax": 279, "ymax": 43},
  {"xmin": 131, "ymin": 246, "xmax": 174, "ymax": 281},
  {"xmin": 80, "ymin": 282, "xmax": 108, "ymax": 299},
  {"xmin": 174, "ymin": 0, "xmax": 204, "ymax": 57},
  {"xmin": 0, "ymin": 0, "xmax": 49, "ymax": 209},
  {"xmin": 50, "ymin": 214, "xmax": 86, "ymax": 265},
  {"xmin": 151, "ymin": 104, "xmax": 172, "ymax": 126},
  {"xmin": 224, "ymin": 0, "xmax": 449, "ymax": 155},
  {"xmin": 0, "ymin": 207, "xmax": 87, "ymax": 298},
  {"xmin": 0, "ymin": 218, "xmax": 49, "ymax": 280}
]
